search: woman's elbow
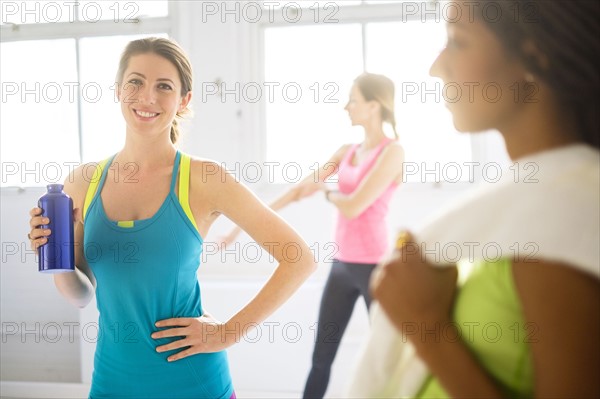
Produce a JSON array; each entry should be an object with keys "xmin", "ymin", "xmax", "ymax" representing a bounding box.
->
[
  {"xmin": 66, "ymin": 290, "xmax": 94, "ymax": 309},
  {"xmin": 73, "ymin": 288, "xmax": 96, "ymax": 308},
  {"xmin": 54, "ymin": 278, "xmax": 95, "ymax": 309},
  {"xmin": 299, "ymin": 247, "xmax": 318, "ymax": 275},
  {"xmin": 306, "ymin": 259, "xmax": 318, "ymax": 274},
  {"xmin": 74, "ymin": 296, "xmax": 93, "ymax": 309}
]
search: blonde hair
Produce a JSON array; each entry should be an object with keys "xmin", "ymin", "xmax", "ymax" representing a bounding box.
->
[
  {"xmin": 116, "ymin": 37, "xmax": 193, "ymax": 144},
  {"xmin": 354, "ymin": 73, "xmax": 398, "ymax": 139}
]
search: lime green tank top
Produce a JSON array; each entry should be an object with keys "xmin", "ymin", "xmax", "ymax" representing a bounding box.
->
[{"xmin": 417, "ymin": 259, "xmax": 534, "ymax": 398}]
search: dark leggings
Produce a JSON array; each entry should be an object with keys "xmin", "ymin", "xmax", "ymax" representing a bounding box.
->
[{"xmin": 302, "ymin": 260, "xmax": 376, "ymax": 399}]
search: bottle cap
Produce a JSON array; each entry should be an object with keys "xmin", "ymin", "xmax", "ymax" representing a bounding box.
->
[{"xmin": 47, "ymin": 184, "xmax": 64, "ymax": 192}]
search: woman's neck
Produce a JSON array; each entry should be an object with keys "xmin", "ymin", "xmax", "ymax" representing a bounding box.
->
[
  {"xmin": 361, "ymin": 123, "xmax": 387, "ymax": 150},
  {"xmin": 499, "ymin": 95, "xmax": 581, "ymax": 161},
  {"xmin": 117, "ymin": 131, "xmax": 177, "ymax": 169}
]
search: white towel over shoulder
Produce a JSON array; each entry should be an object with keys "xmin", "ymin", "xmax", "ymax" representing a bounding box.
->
[{"xmin": 345, "ymin": 144, "xmax": 600, "ymax": 398}]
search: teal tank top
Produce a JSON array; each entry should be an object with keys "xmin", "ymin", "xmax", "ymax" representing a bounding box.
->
[{"xmin": 83, "ymin": 151, "xmax": 234, "ymax": 398}]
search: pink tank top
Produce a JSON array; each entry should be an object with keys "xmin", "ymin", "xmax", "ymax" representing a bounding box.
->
[{"xmin": 334, "ymin": 138, "xmax": 399, "ymax": 264}]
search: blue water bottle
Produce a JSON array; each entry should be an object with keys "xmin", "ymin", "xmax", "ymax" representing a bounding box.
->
[{"xmin": 38, "ymin": 184, "xmax": 75, "ymax": 273}]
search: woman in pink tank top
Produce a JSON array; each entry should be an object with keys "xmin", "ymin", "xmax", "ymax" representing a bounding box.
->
[{"xmin": 222, "ymin": 73, "xmax": 404, "ymax": 398}]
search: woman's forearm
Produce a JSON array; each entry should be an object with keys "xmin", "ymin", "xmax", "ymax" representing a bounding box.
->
[
  {"xmin": 414, "ymin": 322, "xmax": 505, "ymax": 398},
  {"xmin": 221, "ymin": 182, "xmax": 317, "ymax": 248},
  {"xmin": 53, "ymin": 267, "xmax": 95, "ymax": 308},
  {"xmin": 326, "ymin": 191, "xmax": 362, "ymax": 219},
  {"xmin": 269, "ymin": 188, "xmax": 301, "ymax": 211},
  {"xmin": 224, "ymin": 254, "xmax": 316, "ymax": 342},
  {"xmin": 269, "ymin": 178, "xmax": 323, "ymax": 211}
]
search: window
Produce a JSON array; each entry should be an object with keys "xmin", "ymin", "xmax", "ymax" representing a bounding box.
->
[
  {"xmin": 1, "ymin": 39, "xmax": 80, "ymax": 187},
  {"xmin": 365, "ymin": 21, "xmax": 472, "ymax": 167},
  {"xmin": 261, "ymin": 1, "xmax": 474, "ymax": 182},
  {"xmin": 264, "ymin": 24, "xmax": 363, "ymax": 174},
  {"xmin": 0, "ymin": 1, "xmax": 170, "ymax": 187}
]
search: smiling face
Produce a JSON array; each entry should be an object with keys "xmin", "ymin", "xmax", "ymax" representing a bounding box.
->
[
  {"xmin": 429, "ymin": 1, "xmax": 529, "ymax": 134},
  {"xmin": 118, "ymin": 52, "xmax": 191, "ymax": 139}
]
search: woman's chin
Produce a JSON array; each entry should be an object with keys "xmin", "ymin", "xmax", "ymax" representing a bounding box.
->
[
  {"xmin": 452, "ymin": 122, "xmax": 472, "ymax": 133},
  {"xmin": 451, "ymin": 115, "xmax": 490, "ymax": 134}
]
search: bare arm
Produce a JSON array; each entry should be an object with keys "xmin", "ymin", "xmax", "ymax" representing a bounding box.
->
[
  {"xmin": 56, "ymin": 166, "xmax": 96, "ymax": 308},
  {"xmin": 269, "ymin": 143, "xmax": 351, "ymax": 210},
  {"xmin": 327, "ymin": 142, "xmax": 403, "ymax": 219},
  {"xmin": 373, "ymin": 233, "xmax": 600, "ymax": 398},
  {"xmin": 372, "ymin": 237, "xmax": 504, "ymax": 397},
  {"xmin": 389, "ymin": 258, "xmax": 600, "ymax": 398},
  {"xmin": 206, "ymin": 162, "xmax": 317, "ymax": 338},
  {"xmin": 28, "ymin": 165, "xmax": 97, "ymax": 308},
  {"xmin": 410, "ymin": 318, "xmax": 506, "ymax": 398},
  {"xmin": 219, "ymin": 144, "xmax": 351, "ymax": 245},
  {"xmin": 513, "ymin": 260, "xmax": 600, "ymax": 398}
]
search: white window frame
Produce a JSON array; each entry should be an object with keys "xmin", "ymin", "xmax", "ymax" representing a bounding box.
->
[
  {"xmin": 0, "ymin": 1, "xmax": 174, "ymax": 174},
  {"xmin": 252, "ymin": 0, "xmax": 507, "ymax": 187}
]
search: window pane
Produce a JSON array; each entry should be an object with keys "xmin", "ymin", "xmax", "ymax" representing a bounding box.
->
[
  {"xmin": 0, "ymin": 39, "xmax": 80, "ymax": 187},
  {"xmin": 77, "ymin": 1, "xmax": 168, "ymax": 22},
  {"xmin": 264, "ymin": 24, "xmax": 363, "ymax": 182},
  {"xmin": 78, "ymin": 33, "xmax": 169, "ymax": 163},
  {"xmin": 366, "ymin": 21, "xmax": 473, "ymax": 182}
]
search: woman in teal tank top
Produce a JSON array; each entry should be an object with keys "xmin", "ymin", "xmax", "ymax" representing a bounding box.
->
[
  {"xmin": 360, "ymin": 1, "xmax": 600, "ymax": 398},
  {"xmin": 27, "ymin": 37, "xmax": 316, "ymax": 398}
]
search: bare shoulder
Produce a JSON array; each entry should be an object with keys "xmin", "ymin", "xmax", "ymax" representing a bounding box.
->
[
  {"xmin": 329, "ymin": 143, "xmax": 354, "ymax": 164},
  {"xmin": 376, "ymin": 141, "xmax": 404, "ymax": 174},
  {"xmin": 63, "ymin": 161, "xmax": 104, "ymax": 209},
  {"xmin": 382, "ymin": 141, "xmax": 405, "ymax": 159},
  {"xmin": 189, "ymin": 157, "xmax": 237, "ymax": 187},
  {"xmin": 513, "ymin": 259, "xmax": 599, "ymax": 295},
  {"xmin": 512, "ymin": 258, "xmax": 600, "ymax": 332},
  {"xmin": 336, "ymin": 143, "xmax": 353, "ymax": 157},
  {"xmin": 188, "ymin": 156, "xmax": 265, "ymax": 219},
  {"xmin": 337, "ymin": 143, "xmax": 353, "ymax": 154},
  {"xmin": 188, "ymin": 157, "xmax": 243, "ymax": 209}
]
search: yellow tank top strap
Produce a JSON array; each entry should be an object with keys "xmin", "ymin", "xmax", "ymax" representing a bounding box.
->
[
  {"xmin": 178, "ymin": 153, "xmax": 199, "ymax": 230},
  {"xmin": 83, "ymin": 158, "xmax": 109, "ymax": 222}
]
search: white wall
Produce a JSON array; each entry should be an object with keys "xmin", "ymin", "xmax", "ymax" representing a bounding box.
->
[{"xmin": 1, "ymin": 187, "xmax": 81, "ymax": 383}]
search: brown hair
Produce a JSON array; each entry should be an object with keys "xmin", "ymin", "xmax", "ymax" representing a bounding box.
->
[
  {"xmin": 476, "ymin": 0, "xmax": 599, "ymax": 148},
  {"xmin": 354, "ymin": 73, "xmax": 398, "ymax": 139},
  {"xmin": 116, "ymin": 37, "xmax": 193, "ymax": 144}
]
